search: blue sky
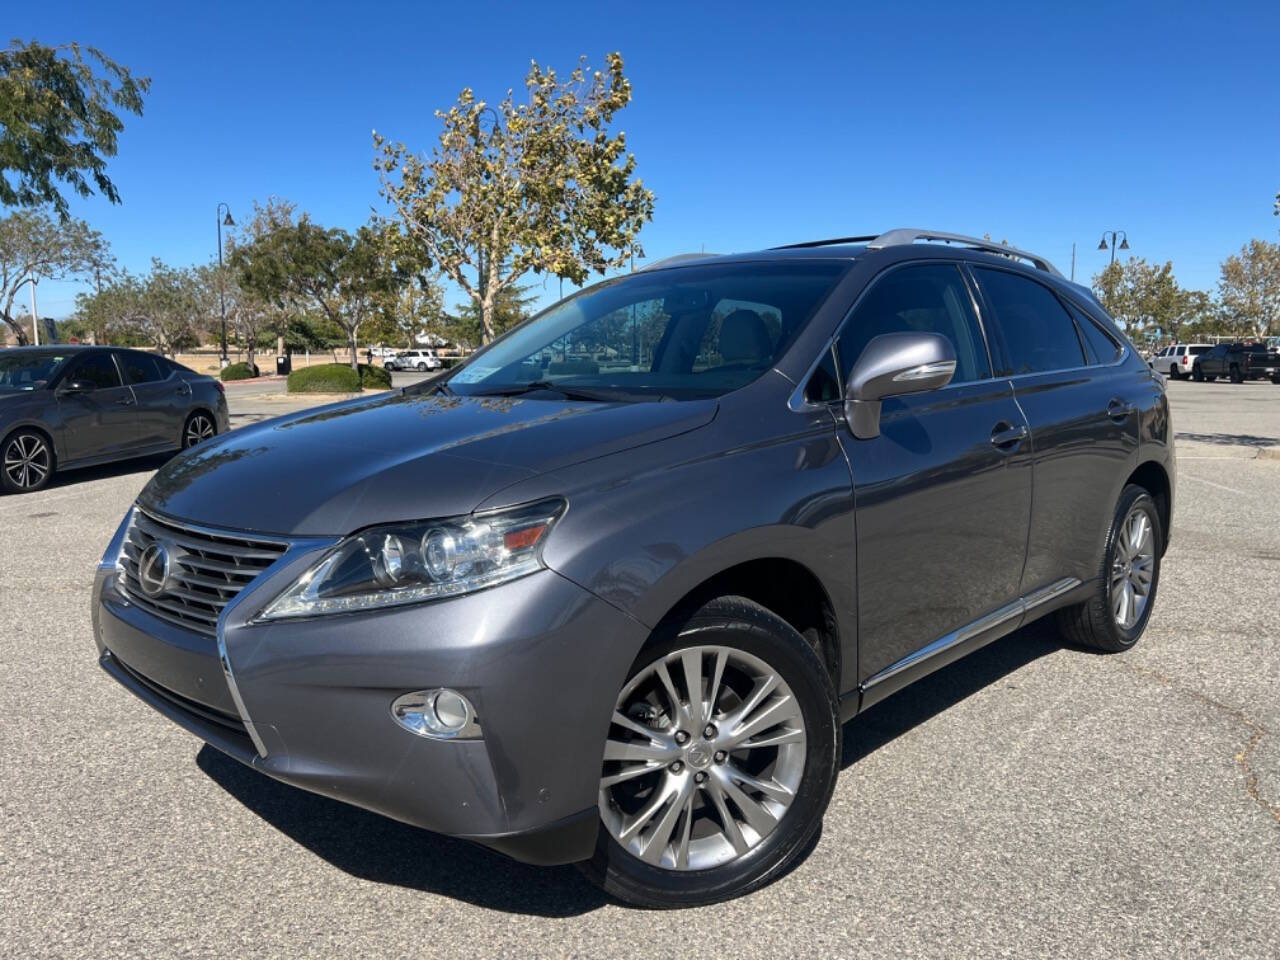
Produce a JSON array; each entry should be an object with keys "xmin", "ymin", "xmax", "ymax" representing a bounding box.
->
[{"xmin": 12, "ymin": 0, "xmax": 1280, "ymax": 319}]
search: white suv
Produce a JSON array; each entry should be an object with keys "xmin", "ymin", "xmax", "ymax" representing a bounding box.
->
[
  {"xmin": 386, "ymin": 349, "xmax": 442, "ymax": 372},
  {"xmin": 1151, "ymin": 343, "xmax": 1211, "ymax": 379}
]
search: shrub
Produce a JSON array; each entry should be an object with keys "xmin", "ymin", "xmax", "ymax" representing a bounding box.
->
[
  {"xmin": 358, "ymin": 363, "xmax": 392, "ymax": 389},
  {"xmin": 286, "ymin": 363, "xmax": 392, "ymax": 394},
  {"xmin": 219, "ymin": 362, "xmax": 257, "ymax": 381}
]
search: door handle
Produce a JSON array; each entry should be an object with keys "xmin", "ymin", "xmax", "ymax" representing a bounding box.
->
[
  {"xmin": 115, "ymin": 397, "xmax": 135, "ymax": 406},
  {"xmin": 1107, "ymin": 399, "xmax": 1134, "ymax": 421},
  {"xmin": 990, "ymin": 422, "xmax": 1028, "ymax": 449}
]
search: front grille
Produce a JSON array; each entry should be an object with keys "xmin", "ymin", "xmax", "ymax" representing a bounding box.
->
[{"xmin": 118, "ymin": 509, "xmax": 288, "ymax": 637}]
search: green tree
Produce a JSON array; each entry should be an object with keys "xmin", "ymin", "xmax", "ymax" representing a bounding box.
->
[
  {"xmin": 0, "ymin": 207, "xmax": 107, "ymax": 343},
  {"xmin": 256, "ymin": 221, "xmax": 399, "ymax": 370},
  {"xmin": 453, "ymin": 281, "xmax": 537, "ymax": 346},
  {"xmin": 1218, "ymin": 239, "xmax": 1280, "ymax": 338},
  {"xmin": 375, "ymin": 52, "xmax": 655, "ymax": 344},
  {"xmin": 0, "ymin": 40, "xmax": 149, "ymax": 218},
  {"xmin": 1092, "ymin": 257, "xmax": 1183, "ymax": 340}
]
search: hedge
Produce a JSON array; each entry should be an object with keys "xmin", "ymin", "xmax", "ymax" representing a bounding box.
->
[
  {"xmin": 286, "ymin": 363, "xmax": 391, "ymax": 394},
  {"xmin": 219, "ymin": 362, "xmax": 257, "ymax": 381}
]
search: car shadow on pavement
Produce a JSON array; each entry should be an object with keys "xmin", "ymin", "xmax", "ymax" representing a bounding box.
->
[
  {"xmin": 196, "ymin": 620, "xmax": 1065, "ymax": 914},
  {"xmin": 841, "ymin": 619, "xmax": 1064, "ymax": 768},
  {"xmin": 1175, "ymin": 431, "xmax": 1280, "ymax": 448},
  {"xmin": 44, "ymin": 451, "xmax": 176, "ymax": 490},
  {"xmin": 195, "ymin": 747, "xmax": 609, "ymax": 917}
]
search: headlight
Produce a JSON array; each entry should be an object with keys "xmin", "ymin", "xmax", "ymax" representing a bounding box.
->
[{"xmin": 260, "ymin": 498, "xmax": 565, "ymax": 619}]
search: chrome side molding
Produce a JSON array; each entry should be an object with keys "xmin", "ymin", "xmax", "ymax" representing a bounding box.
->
[{"xmin": 861, "ymin": 577, "xmax": 1081, "ymax": 690}]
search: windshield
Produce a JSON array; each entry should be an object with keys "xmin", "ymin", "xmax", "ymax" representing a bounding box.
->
[
  {"xmin": 0, "ymin": 351, "xmax": 68, "ymax": 390},
  {"xmin": 447, "ymin": 261, "xmax": 847, "ymax": 401}
]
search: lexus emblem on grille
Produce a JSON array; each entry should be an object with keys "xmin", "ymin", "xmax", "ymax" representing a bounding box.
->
[{"xmin": 137, "ymin": 541, "xmax": 174, "ymax": 598}]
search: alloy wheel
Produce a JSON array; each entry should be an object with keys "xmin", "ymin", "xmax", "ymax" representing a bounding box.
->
[
  {"xmin": 598, "ymin": 645, "xmax": 807, "ymax": 871},
  {"xmin": 184, "ymin": 415, "xmax": 215, "ymax": 448},
  {"xmin": 1112, "ymin": 506, "xmax": 1155, "ymax": 629},
  {"xmin": 3, "ymin": 434, "xmax": 51, "ymax": 490}
]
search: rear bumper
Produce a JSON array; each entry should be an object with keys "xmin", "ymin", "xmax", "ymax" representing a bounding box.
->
[{"xmin": 92, "ymin": 553, "xmax": 648, "ymax": 865}]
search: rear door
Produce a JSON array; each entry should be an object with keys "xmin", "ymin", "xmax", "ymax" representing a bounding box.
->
[
  {"xmin": 120, "ymin": 351, "xmax": 190, "ymax": 449},
  {"xmin": 54, "ymin": 351, "xmax": 139, "ymax": 461},
  {"xmin": 969, "ymin": 266, "xmax": 1140, "ymax": 592},
  {"xmin": 835, "ymin": 262, "xmax": 1033, "ymax": 682}
]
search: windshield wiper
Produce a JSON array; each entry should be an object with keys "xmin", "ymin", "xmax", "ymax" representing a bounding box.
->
[{"xmin": 469, "ymin": 381, "xmax": 667, "ymax": 403}]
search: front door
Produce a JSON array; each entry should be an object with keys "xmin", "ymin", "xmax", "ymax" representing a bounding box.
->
[
  {"xmin": 835, "ymin": 262, "xmax": 1033, "ymax": 682},
  {"xmin": 54, "ymin": 351, "xmax": 139, "ymax": 461}
]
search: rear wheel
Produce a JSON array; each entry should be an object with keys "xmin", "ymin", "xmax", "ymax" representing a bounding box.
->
[
  {"xmin": 182, "ymin": 412, "xmax": 216, "ymax": 449},
  {"xmin": 1057, "ymin": 485, "xmax": 1161, "ymax": 653},
  {"xmin": 1, "ymin": 429, "xmax": 54, "ymax": 494},
  {"xmin": 416, "ymin": 361, "xmax": 427, "ymax": 372},
  {"xmin": 1229, "ymin": 364, "xmax": 1244, "ymax": 384},
  {"xmin": 580, "ymin": 596, "xmax": 838, "ymax": 908}
]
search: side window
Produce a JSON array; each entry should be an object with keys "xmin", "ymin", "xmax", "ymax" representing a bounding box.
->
[
  {"xmin": 67, "ymin": 352, "xmax": 123, "ymax": 389},
  {"xmin": 972, "ymin": 268, "xmax": 1085, "ymax": 375},
  {"xmin": 836, "ymin": 264, "xmax": 990, "ymax": 384},
  {"xmin": 121, "ymin": 352, "xmax": 164, "ymax": 384},
  {"xmin": 804, "ymin": 347, "xmax": 841, "ymax": 403},
  {"xmin": 1068, "ymin": 304, "xmax": 1123, "ymax": 365}
]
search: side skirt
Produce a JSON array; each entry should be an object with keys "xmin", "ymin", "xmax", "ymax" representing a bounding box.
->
[{"xmin": 842, "ymin": 577, "xmax": 1082, "ymax": 717}]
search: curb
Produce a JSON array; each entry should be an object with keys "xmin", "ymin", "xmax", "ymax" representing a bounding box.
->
[{"xmin": 1259, "ymin": 446, "xmax": 1280, "ymax": 462}]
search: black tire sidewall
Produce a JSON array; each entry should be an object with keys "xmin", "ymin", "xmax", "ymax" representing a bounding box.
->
[{"xmin": 585, "ymin": 597, "xmax": 839, "ymax": 907}]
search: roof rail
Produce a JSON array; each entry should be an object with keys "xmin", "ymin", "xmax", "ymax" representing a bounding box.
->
[
  {"xmin": 638, "ymin": 252, "xmax": 718, "ymax": 271},
  {"xmin": 866, "ymin": 228, "xmax": 1062, "ymax": 277},
  {"xmin": 772, "ymin": 236, "xmax": 880, "ymax": 250}
]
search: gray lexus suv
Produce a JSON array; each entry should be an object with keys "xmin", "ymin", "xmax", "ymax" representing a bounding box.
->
[{"xmin": 93, "ymin": 229, "xmax": 1173, "ymax": 907}]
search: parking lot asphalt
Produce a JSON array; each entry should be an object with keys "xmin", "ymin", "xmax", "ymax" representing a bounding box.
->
[{"xmin": 1, "ymin": 377, "xmax": 1277, "ymax": 958}]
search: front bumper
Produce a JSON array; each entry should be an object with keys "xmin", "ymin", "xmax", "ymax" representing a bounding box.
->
[{"xmin": 92, "ymin": 552, "xmax": 648, "ymax": 865}]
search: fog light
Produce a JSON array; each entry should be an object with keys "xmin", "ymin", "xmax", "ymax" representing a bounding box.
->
[{"xmin": 391, "ymin": 688, "xmax": 481, "ymax": 740}]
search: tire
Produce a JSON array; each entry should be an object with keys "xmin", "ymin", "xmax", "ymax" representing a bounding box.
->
[
  {"xmin": 579, "ymin": 595, "xmax": 839, "ymax": 908},
  {"xmin": 182, "ymin": 411, "xmax": 217, "ymax": 449},
  {"xmin": 1, "ymin": 428, "xmax": 55, "ymax": 494},
  {"xmin": 1165, "ymin": 365, "xmax": 1180, "ymax": 380},
  {"xmin": 1057, "ymin": 485, "xmax": 1162, "ymax": 653},
  {"xmin": 417, "ymin": 362, "xmax": 427, "ymax": 372},
  {"xmin": 1272, "ymin": 375, "xmax": 1280, "ymax": 386},
  {"xmin": 1229, "ymin": 364, "xmax": 1243, "ymax": 384},
  {"xmin": 1191, "ymin": 364, "xmax": 1204, "ymax": 382}
]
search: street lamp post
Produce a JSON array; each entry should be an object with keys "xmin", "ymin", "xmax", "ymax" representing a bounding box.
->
[
  {"xmin": 1098, "ymin": 230, "xmax": 1129, "ymax": 266},
  {"xmin": 216, "ymin": 203, "xmax": 235, "ymax": 365}
]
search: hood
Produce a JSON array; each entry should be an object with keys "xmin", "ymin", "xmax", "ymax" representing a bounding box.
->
[{"xmin": 139, "ymin": 390, "xmax": 716, "ymax": 535}]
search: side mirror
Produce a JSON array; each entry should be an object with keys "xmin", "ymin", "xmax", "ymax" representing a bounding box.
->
[
  {"xmin": 60, "ymin": 379, "xmax": 97, "ymax": 394},
  {"xmin": 844, "ymin": 332, "xmax": 957, "ymax": 439}
]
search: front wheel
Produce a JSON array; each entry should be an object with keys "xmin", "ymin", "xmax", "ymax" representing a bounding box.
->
[
  {"xmin": 1, "ymin": 429, "xmax": 54, "ymax": 494},
  {"xmin": 1166, "ymin": 365, "xmax": 1181, "ymax": 380},
  {"xmin": 580, "ymin": 596, "xmax": 839, "ymax": 908},
  {"xmin": 1057, "ymin": 485, "xmax": 1162, "ymax": 653}
]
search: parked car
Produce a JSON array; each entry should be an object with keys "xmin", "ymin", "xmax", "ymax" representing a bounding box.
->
[
  {"xmin": 93, "ymin": 229, "xmax": 1172, "ymax": 906},
  {"xmin": 1, "ymin": 346, "xmax": 229, "ymax": 495},
  {"xmin": 385, "ymin": 349, "xmax": 442, "ymax": 372},
  {"xmin": 1191, "ymin": 342, "xmax": 1280, "ymax": 383},
  {"xmin": 1150, "ymin": 343, "xmax": 1211, "ymax": 379}
]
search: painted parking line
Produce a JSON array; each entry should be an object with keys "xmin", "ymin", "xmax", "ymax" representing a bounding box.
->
[{"xmin": 1180, "ymin": 474, "xmax": 1247, "ymax": 495}]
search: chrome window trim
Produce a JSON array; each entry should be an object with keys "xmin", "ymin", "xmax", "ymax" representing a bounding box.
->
[{"xmin": 861, "ymin": 577, "xmax": 1081, "ymax": 690}]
